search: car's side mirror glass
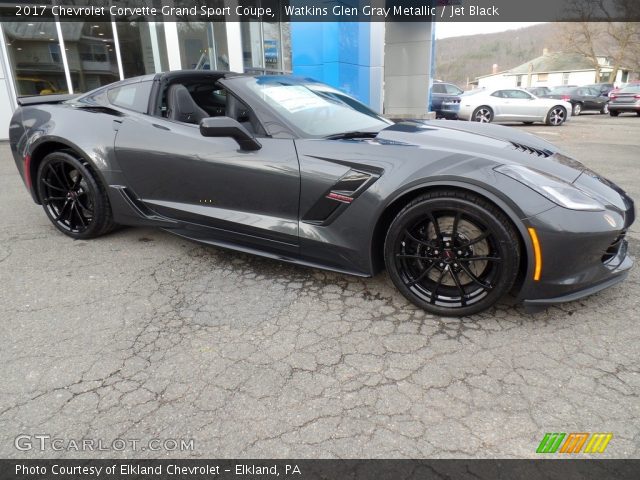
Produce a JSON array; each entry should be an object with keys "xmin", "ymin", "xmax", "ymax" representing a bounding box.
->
[{"xmin": 199, "ymin": 117, "xmax": 262, "ymax": 151}]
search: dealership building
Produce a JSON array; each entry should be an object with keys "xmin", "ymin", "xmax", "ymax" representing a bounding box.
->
[{"xmin": 0, "ymin": 11, "xmax": 435, "ymax": 140}]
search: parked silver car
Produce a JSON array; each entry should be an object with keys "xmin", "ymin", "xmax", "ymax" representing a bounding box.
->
[
  {"xmin": 458, "ymin": 88, "xmax": 573, "ymax": 126},
  {"xmin": 608, "ymin": 85, "xmax": 640, "ymax": 116}
]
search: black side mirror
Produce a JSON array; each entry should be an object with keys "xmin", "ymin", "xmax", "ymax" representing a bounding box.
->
[{"xmin": 199, "ymin": 117, "xmax": 261, "ymax": 151}]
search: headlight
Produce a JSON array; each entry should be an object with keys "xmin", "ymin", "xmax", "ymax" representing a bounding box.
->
[{"xmin": 495, "ymin": 164, "xmax": 604, "ymax": 211}]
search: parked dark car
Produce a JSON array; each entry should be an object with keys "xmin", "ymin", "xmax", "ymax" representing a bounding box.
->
[
  {"xmin": 584, "ymin": 83, "xmax": 615, "ymax": 97},
  {"xmin": 526, "ymin": 86, "xmax": 551, "ymax": 97},
  {"xmin": 543, "ymin": 86, "xmax": 610, "ymax": 115},
  {"xmin": 608, "ymin": 85, "xmax": 640, "ymax": 116},
  {"xmin": 431, "ymin": 82, "xmax": 463, "ymax": 119},
  {"xmin": 8, "ymin": 71, "xmax": 635, "ymax": 316}
]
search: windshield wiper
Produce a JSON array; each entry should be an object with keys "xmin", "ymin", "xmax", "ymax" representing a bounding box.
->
[{"xmin": 324, "ymin": 131, "xmax": 380, "ymax": 140}]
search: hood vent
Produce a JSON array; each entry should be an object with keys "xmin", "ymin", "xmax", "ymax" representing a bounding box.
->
[{"xmin": 511, "ymin": 142, "xmax": 552, "ymax": 158}]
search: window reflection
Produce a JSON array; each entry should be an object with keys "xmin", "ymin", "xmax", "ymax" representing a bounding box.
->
[
  {"xmin": 242, "ymin": 22, "xmax": 291, "ymax": 75},
  {"xmin": 177, "ymin": 22, "xmax": 228, "ymax": 71},
  {"xmin": 60, "ymin": 22, "xmax": 119, "ymax": 93},
  {"xmin": 116, "ymin": 22, "xmax": 168, "ymax": 77},
  {"xmin": 2, "ymin": 21, "xmax": 68, "ymax": 95}
]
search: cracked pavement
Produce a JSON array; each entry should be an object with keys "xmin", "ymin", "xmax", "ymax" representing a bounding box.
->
[{"xmin": 0, "ymin": 115, "xmax": 638, "ymax": 458}]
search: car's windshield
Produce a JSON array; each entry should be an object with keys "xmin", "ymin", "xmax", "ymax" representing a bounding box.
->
[{"xmin": 237, "ymin": 76, "xmax": 392, "ymax": 137}]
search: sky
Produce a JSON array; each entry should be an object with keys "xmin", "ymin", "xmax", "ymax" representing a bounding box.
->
[{"xmin": 435, "ymin": 22, "xmax": 546, "ymax": 39}]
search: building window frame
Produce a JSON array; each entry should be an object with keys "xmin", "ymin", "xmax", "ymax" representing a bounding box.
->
[{"xmin": 0, "ymin": 22, "xmax": 18, "ymax": 109}]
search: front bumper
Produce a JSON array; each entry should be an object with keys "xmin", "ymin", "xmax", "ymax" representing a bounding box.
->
[
  {"xmin": 523, "ymin": 239, "xmax": 632, "ymax": 311},
  {"xmin": 517, "ymin": 192, "xmax": 635, "ymax": 308}
]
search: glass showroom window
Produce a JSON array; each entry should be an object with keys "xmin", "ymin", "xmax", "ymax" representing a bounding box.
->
[
  {"xmin": 116, "ymin": 21, "xmax": 169, "ymax": 77},
  {"xmin": 59, "ymin": 22, "xmax": 119, "ymax": 92},
  {"xmin": 242, "ymin": 22, "xmax": 291, "ymax": 75},
  {"xmin": 177, "ymin": 22, "xmax": 228, "ymax": 70},
  {"xmin": 1, "ymin": 20, "xmax": 68, "ymax": 96}
]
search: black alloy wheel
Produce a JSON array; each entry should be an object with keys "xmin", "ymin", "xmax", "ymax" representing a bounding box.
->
[
  {"xmin": 37, "ymin": 151, "xmax": 114, "ymax": 239},
  {"xmin": 384, "ymin": 190, "xmax": 520, "ymax": 316}
]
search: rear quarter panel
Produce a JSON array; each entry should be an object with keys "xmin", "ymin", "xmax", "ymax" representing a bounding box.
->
[{"xmin": 14, "ymin": 103, "xmax": 124, "ymax": 202}]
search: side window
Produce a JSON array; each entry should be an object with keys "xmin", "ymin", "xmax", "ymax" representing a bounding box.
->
[
  {"xmin": 576, "ymin": 88, "xmax": 587, "ymax": 96},
  {"xmin": 511, "ymin": 90, "xmax": 533, "ymax": 99},
  {"xmin": 490, "ymin": 90, "xmax": 504, "ymax": 98},
  {"xmin": 107, "ymin": 81, "xmax": 153, "ymax": 113}
]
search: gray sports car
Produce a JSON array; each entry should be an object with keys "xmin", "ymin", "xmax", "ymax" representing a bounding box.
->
[{"xmin": 9, "ymin": 71, "xmax": 635, "ymax": 316}]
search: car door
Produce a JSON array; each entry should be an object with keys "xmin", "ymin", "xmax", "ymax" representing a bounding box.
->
[
  {"xmin": 113, "ymin": 108, "xmax": 301, "ymax": 252},
  {"xmin": 499, "ymin": 89, "xmax": 540, "ymax": 120},
  {"xmin": 576, "ymin": 88, "xmax": 597, "ymax": 111},
  {"xmin": 487, "ymin": 90, "xmax": 509, "ymax": 119},
  {"xmin": 586, "ymin": 87, "xmax": 607, "ymax": 110}
]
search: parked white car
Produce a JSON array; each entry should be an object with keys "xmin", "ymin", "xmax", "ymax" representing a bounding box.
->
[{"xmin": 458, "ymin": 88, "xmax": 573, "ymax": 126}]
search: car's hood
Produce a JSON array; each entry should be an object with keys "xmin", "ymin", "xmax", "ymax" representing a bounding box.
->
[
  {"xmin": 377, "ymin": 120, "xmax": 583, "ymax": 178},
  {"xmin": 374, "ymin": 121, "xmax": 628, "ymax": 210}
]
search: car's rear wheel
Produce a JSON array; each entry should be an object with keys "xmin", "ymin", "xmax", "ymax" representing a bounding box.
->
[
  {"xmin": 384, "ymin": 190, "xmax": 521, "ymax": 316},
  {"xmin": 601, "ymin": 103, "xmax": 609, "ymax": 114},
  {"xmin": 37, "ymin": 151, "xmax": 114, "ymax": 239},
  {"xmin": 610, "ymin": 110, "xmax": 620, "ymax": 117},
  {"xmin": 572, "ymin": 103, "xmax": 582, "ymax": 116},
  {"xmin": 472, "ymin": 106, "xmax": 493, "ymax": 123},
  {"xmin": 546, "ymin": 106, "xmax": 567, "ymax": 126}
]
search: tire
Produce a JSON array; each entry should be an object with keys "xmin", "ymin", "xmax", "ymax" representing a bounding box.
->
[
  {"xmin": 384, "ymin": 190, "xmax": 521, "ymax": 316},
  {"xmin": 600, "ymin": 103, "xmax": 609, "ymax": 114},
  {"xmin": 572, "ymin": 103, "xmax": 582, "ymax": 116},
  {"xmin": 472, "ymin": 106, "xmax": 493, "ymax": 123},
  {"xmin": 609, "ymin": 110, "xmax": 620, "ymax": 117},
  {"xmin": 545, "ymin": 106, "xmax": 567, "ymax": 126},
  {"xmin": 37, "ymin": 151, "xmax": 115, "ymax": 239},
  {"xmin": 637, "ymin": 111, "xmax": 640, "ymax": 116}
]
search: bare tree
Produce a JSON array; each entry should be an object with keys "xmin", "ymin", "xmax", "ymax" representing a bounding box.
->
[
  {"xmin": 564, "ymin": 22, "xmax": 604, "ymax": 82},
  {"xmin": 564, "ymin": 0, "xmax": 640, "ymax": 82}
]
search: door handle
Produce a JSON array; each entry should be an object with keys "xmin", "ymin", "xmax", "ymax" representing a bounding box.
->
[{"xmin": 112, "ymin": 119, "xmax": 123, "ymax": 131}]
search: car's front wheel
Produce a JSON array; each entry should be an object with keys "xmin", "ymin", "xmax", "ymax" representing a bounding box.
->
[
  {"xmin": 610, "ymin": 110, "xmax": 620, "ymax": 117},
  {"xmin": 37, "ymin": 151, "xmax": 114, "ymax": 239},
  {"xmin": 384, "ymin": 190, "xmax": 521, "ymax": 316},
  {"xmin": 546, "ymin": 106, "xmax": 567, "ymax": 126},
  {"xmin": 472, "ymin": 106, "xmax": 493, "ymax": 123}
]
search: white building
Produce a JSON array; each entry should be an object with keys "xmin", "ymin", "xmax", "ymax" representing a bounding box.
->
[{"xmin": 474, "ymin": 51, "xmax": 637, "ymax": 90}]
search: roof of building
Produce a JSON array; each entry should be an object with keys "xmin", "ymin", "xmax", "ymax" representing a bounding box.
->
[
  {"xmin": 507, "ymin": 52, "xmax": 597, "ymax": 75},
  {"xmin": 475, "ymin": 52, "xmax": 621, "ymax": 81}
]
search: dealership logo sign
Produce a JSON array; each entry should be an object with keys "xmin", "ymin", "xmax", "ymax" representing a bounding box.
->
[{"xmin": 536, "ymin": 433, "xmax": 612, "ymax": 454}]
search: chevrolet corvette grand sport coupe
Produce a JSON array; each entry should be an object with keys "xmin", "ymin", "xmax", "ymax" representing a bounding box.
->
[{"xmin": 9, "ymin": 71, "xmax": 635, "ymax": 316}]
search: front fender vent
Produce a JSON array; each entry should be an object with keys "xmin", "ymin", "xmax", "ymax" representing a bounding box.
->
[{"xmin": 511, "ymin": 142, "xmax": 552, "ymax": 158}]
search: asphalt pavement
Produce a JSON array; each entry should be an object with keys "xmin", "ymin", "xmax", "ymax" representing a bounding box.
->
[{"xmin": 0, "ymin": 113, "xmax": 638, "ymax": 458}]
